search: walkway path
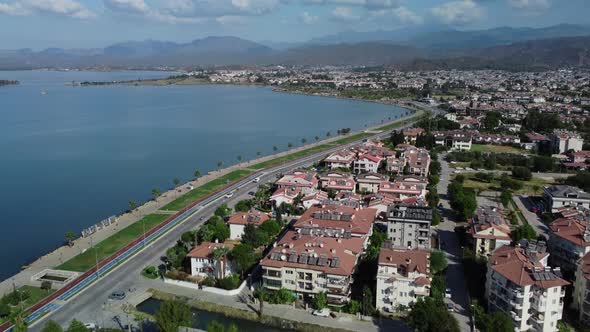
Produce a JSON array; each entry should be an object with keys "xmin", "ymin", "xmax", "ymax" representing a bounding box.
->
[{"xmin": 512, "ymin": 195, "xmax": 549, "ymax": 239}]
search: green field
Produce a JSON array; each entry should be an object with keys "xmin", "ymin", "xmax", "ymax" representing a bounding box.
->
[
  {"xmin": 162, "ymin": 169, "xmax": 253, "ymax": 211},
  {"xmin": 470, "ymin": 144, "xmax": 527, "ymax": 154},
  {"xmin": 57, "ymin": 213, "xmax": 170, "ymax": 272},
  {"xmin": 459, "ymin": 174, "xmax": 550, "ymax": 195}
]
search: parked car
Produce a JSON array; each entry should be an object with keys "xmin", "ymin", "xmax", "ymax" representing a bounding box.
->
[
  {"xmin": 84, "ymin": 323, "xmax": 98, "ymax": 331},
  {"xmin": 224, "ymin": 192, "xmax": 234, "ymax": 198},
  {"xmin": 445, "ymin": 288, "xmax": 452, "ymax": 298},
  {"xmin": 248, "ymin": 191, "xmax": 256, "ymax": 196},
  {"xmin": 312, "ymin": 308, "xmax": 331, "ymax": 317},
  {"xmin": 108, "ymin": 290, "xmax": 126, "ymax": 300},
  {"xmin": 446, "ymin": 303, "xmax": 454, "ymax": 312},
  {"xmin": 253, "ymin": 177, "xmax": 260, "ymax": 183}
]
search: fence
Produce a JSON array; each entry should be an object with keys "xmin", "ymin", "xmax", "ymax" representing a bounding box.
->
[{"xmin": 81, "ymin": 216, "xmax": 117, "ymax": 238}]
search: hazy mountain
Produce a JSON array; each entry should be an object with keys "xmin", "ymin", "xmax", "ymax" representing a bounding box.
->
[
  {"xmin": 267, "ymin": 42, "xmax": 423, "ymax": 66},
  {"xmin": 306, "ymin": 27, "xmax": 432, "ymax": 45}
]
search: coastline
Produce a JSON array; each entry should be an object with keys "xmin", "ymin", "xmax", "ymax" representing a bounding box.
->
[{"xmin": 0, "ymin": 85, "xmax": 425, "ymax": 300}]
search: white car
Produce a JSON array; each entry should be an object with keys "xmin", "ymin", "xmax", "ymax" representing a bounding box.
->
[
  {"xmin": 253, "ymin": 177, "xmax": 260, "ymax": 183},
  {"xmin": 466, "ymin": 167, "xmax": 474, "ymax": 171},
  {"xmin": 445, "ymin": 288, "xmax": 452, "ymax": 298},
  {"xmin": 446, "ymin": 303, "xmax": 454, "ymax": 312},
  {"xmin": 224, "ymin": 192, "xmax": 234, "ymax": 198},
  {"xmin": 312, "ymin": 308, "xmax": 331, "ymax": 317},
  {"xmin": 84, "ymin": 323, "xmax": 98, "ymax": 331},
  {"xmin": 455, "ymin": 167, "xmax": 464, "ymax": 170},
  {"xmin": 453, "ymin": 170, "xmax": 461, "ymax": 174}
]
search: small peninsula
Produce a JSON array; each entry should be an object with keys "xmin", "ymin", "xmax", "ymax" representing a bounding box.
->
[{"xmin": 0, "ymin": 80, "xmax": 19, "ymax": 86}]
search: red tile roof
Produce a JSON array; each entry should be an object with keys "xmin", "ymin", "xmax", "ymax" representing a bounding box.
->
[
  {"xmin": 378, "ymin": 247, "xmax": 430, "ymax": 276},
  {"xmin": 549, "ymin": 218, "xmax": 590, "ymax": 247},
  {"xmin": 228, "ymin": 211, "xmax": 271, "ymax": 226},
  {"xmin": 294, "ymin": 205, "xmax": 376, "ymax": 236},
  {"xmin": 187, "ymin": 242, "xmax": 235, "ymax": 259}
]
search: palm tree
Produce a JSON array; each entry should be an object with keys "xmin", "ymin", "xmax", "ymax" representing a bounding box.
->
[
  {"xmin": 173, "ymin": 178, "xmax": 180, "ymax": 187},
  {"xmin": 301, "ymin": 138, "xmax": 307, "ymax": 146},
  {"xmin": 151, "ymin": 188, "xmax": 161, "ymax": 205},
  {"xmin": 256, "ymin": 151, "xmax": 262, "ymax": 158},
  {"xmin": 9, "ymin": 305, "xmax": 28, "ymax": 332},
  {"xmin": 65, "ymin": 231, "xmax": 76, "ymax": 247},
  {"xmin": 128, "ymin": 200, "xmax": 137, "ymax": 213},
  {"xmin": 272, "ymin": 146, "xmax": 278, "ymax": 152},
  {"xmin": 326, "ymin": 131, "xmax": 331, "ymax": 137},
  {"xmin": 217, "ymin": 161, "xmax": 223, "ymax": 171},
  {"xmin": 315, "ymin": 136, "xmax": 320, "ymax": 142},
  {"xmin": 287, "ymin": 142, "xmax": 293, "ymax": 149},
  {"xmin": 212, "ymin": 246, "xmax": 231, "ymax": 279},
  {"xmin": 237, "ymin": 155, "xmax": 243, "ymax": 164},
  {"xmin": 254, "ymin": 285, "xmax": 267, "ymax": 318},
  {"xmin": 193, "ymin": 169, "xmax": 201, "ymax": 181}
]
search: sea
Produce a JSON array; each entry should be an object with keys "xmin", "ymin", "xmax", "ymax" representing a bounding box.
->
[{"xmin": 0, "ymin": 70, "xmax": 407, "ymax": 281}]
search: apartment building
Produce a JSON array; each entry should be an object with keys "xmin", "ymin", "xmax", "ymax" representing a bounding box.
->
[
  {"xmin": 486, "ymin": 243, "xmax": 568, "ymax": 332},
  {"xmin": 227, "ymin": 210, "xmax": 271, "ymax": 240},
  {"xmin": 319, "ymin": 171, "xmax": 356, "ymax": 193},
  {"xmin": 376, "ymin": 243, "xmax": 431, "ymax": 312},
  {"xmin": 187, "ymin": 242, "xmax": 235, "ymax": 279},
  {"xmin": 467, "ymin": 206, "xmax": 512, "ymax": 258},
  {"xmin": 324, "ymin": 150, "xmax": 356, "ymax": 170},
  {"xmin": 353, "ymin": 153, "xmax": 383, "ymax": 174},
  {"xmin": 573, "ymin": 252, "xmax": 590, "ymax": 326},
  {"xmin": 357, "ymin": 172, "xmax": 388, "ymax": 194},
  {"xmin": 550, "ymin": 130, "xmax": 584, "ymax": 154},
  {"xmin": 386, "ymin": 204, "xmax": 432, "ymax": 249},
  {"xmin": 548, "ymin": 218, "xmax": 590, "ymax": 275},
  {"xmin": 275, "ymin": 169, "xmax": 318, "ymax": 194},
  {"xmin": 386, "ymin": 155, "xmax": 406, "ymax": 174},
  {"xmin": 433, "ymin": 131, "xmax": 473, "ymax": 151},
  {"xmin": 543, "ymin": 185, "xmax": 590, "ymax": 213},
  {"xmin": 378, "ymin": 180, "xmax": 427, "ymax": 200},
  {"xmin": 294, "ymin": 205, "xmax": 376, "ymax": 241},
  {"xmin": 402, "ymin": 148, "xmax": 431, "ymax": 177},
  {"xmin": 260, "ymin": 229, "xmax": 364, "ymax": 306}
]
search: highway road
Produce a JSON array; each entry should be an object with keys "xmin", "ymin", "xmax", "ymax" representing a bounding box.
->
[{"xmin": 25, "ymin": 106, "xmax": 439, "ymax": 331}]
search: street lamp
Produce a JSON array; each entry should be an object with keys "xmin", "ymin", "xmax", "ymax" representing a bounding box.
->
[{"xmin": 91, "ymin": 237, "xmax": 100, "ymax": 278}]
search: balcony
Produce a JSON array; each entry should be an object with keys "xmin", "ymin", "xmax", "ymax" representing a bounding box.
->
[
  {"xmin": 510, "ymin": 311, "xmax": 522, "ymax": 321},
  {"xmin": 510, "ymin": 300, "xmax": 522, "ymax": 310}
]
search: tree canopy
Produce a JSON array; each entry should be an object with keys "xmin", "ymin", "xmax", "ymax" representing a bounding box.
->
[
  {"xmin": 408, "ymin": 297, "xmax": 459, "ymax": 332},
  {"xmin": 155, "ymin": 300, "xmax": 192, "ymax": 332}
]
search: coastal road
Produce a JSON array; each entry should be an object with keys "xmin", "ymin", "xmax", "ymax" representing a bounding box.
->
[{"xmin": 26, "ymin": 106, "xmax": 440, "ymax": 331}]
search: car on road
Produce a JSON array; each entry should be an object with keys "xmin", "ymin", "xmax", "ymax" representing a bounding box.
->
[
  {"xmin": 446, "ymin": 303, "xmax": 454, "ymax": 312},
  {"xmin": 453, "ymin": 170, "xmax": 461, "ymax": 174},
  {"xmin": 253, "ymin": 177, "xmax": 260, "ymax": 183},
  {"xmin": 445, "ymin": 288, "xmax": 452, "ymax": 298},
  {"xmin": 248, "ymin": 191, "xmax": 256, "ymax": 196},
  {"xmin": 108, "ymin": 290, "xmax": 126, "ymax": 300},
  {"xmin": 455, "ymin": 167, "xmax": 464, "ymax": 170},
  {"xmin": 312, "ymin": 308, "xmax": 331, "ymax": 317},
  {"xmin": 84, "ymin": 323, "xmax": 98, "ymax": 331},
  {"xmin": 224, "ymin": 192, "xmax": 234, "ymax": 198}
]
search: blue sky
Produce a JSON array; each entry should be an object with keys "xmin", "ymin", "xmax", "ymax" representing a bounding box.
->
[{"xmin": 0, "ymin": 0, "xmax": 588, "ymax": 49}]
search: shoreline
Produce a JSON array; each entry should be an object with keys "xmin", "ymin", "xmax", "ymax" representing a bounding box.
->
[{"xmin": 0, "ymin": 85, "xmax": 424, "ymax": 294}]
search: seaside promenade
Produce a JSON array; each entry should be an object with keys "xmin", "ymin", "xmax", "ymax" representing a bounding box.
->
[{"xmin": 0, "ymin": 102, "xmax": 425, "ymax": 299}]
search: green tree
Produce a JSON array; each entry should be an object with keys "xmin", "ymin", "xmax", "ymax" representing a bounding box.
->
[
  {"xmin": 430, "ymin": 250, "xmax": 448, "ymax": 274},
  {"xmin": 65, "ymin": 231, "xmax": 76, "ymax": 246},
  {"xmin": 512, "ymin": 223, "xmax": 537, "ymax": 242},
  {"xmin": 408, "ymin": 297, "xmax": 459, "ymax": 332},
  {"xmin": 511, "ymin": 167, "xmax": 532, "ymax": 181},
  {"xmin": 258, "ymin": 220, "xmax": 281, "ymax": 237},
  {"xmin": 151, "ymin": 188, "xmax": 161, "ymax": 201},
  {"xmin": 344, "ymin": 300, "xmax": 361, "ymax": 314},
  {"xmin": 65, "ymin": 320, "xmax": 89, "ymax": 332},
  {"xmin": 361, "ymin": 286, "xmax": 375, "ymax": 316},
  {"xmin": 193, "ymin": 169, "xmax": 201, "ymax": 180},
  {"xmin": 154, "ymin": 300, "xmax": 192, "ymax": 332},
  {"xmin": 128, "ymin": 200, "xmax": 138, "ymax": 213},
  {"xmin": 230, "ymin": 243, "xmax": 257, "ymax": 277},
  {"xmin": 42, "ymin": 321, "xmax": 63, "ymax": 332},
  {"xmin": 212, "ymin": 246, "xmax": 231, "ymax": 279},
  {"xmin": 301, "ymin": 138, "xmax": 307, "ymax": 145},
  {"xmin": 234, "ymin": 199, "xmax": 253, "ymax": 212},
  {"xmin": 253, "ymin": 285, "xmax": 267, "ymax": 317},
  {"xmin": 166, "ymin": 243, "xmax": 188, "ymax": 269},
  {"xmin": 217, "ymin": 161, "xmax": 223, "ymax": 171},
  {"xmin": 41, "ymin": 280, "xmax": 52, "ymax": 292},
  {"xmin": 312, "ymin": 292, "xmax": 328, "ymax": 310},
  {"xmin": 287, "ymin": 142, "xmax": 293, "ymax": 149},
  {"xmin": 134, "ymin": 313, "xmax": 148, "ymax": 332},
  {"xmin": 389, "ymin": 130, "xmax": 405, "ymax": 146},
  {"xmin": 214, "ymin": 204, "xmax": 232, "ymax": 218},
  {"xmin": 500, "ymin": 190, "xmax": 512, "ymax": 208},
  {"xmin": 0, "ymin": 302, "xmax": 10, "ymax": 318}
]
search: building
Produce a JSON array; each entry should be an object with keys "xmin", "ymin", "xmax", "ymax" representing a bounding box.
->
[
  {"xmin": 319, "ymin": 171, "xmax": 356, "ymax": 193},
  {"xmin": 357, "ymin": 173, "xmax": 388, "ymax": 194},
  {"xmin": 548, "ymin": 218, "xmax": 590, "ymax": 275},
  {"xmin": 486, "ymin": 242, "xmax": 568, "ymax": 332},
  {"xmin": 187, "ymin": 242, "xmax": 235, "ymax": 279},
  {"xmin": 324, "ymin": 150, "xmax": 356, "ymax": 170},
  {"xmin": 550, "ymin": 130, "xmax": 584, "ymax": 154},
  {"xmin": 403, "ymin": 128, "xmax": 425, "ymax": 145},
  {"xmin": 353, "ymin": 153, "xmax": 383, "ymax": 174},
  {"xmin": 386, "ymin": 204, "xmax": 432, "ymax": 249},
  {"xmin": 573, "ymin": 252, "xmax": 590, "ymax": 326},
  {"xmin": 433, "ymin": 131, "xmax": 472, "ymax": 151},
  {"xmin": 386, "ymin": 156, "xmax": 406, "ymax": 174},
  {"xmin": 543, "ymin": 185, "xmax": 590, "ymax": 213},
  {"xmin": 227, "ymin": 210, "xmax": 271, "ymax": 240},
  {"xmin": 376, "ymin": 244, "xmax": 431, "ymax": 312},
  {"xmin": 270, "ymin": 187, "xmax": 302, "ymax": 207},
  {"xmin": 275, "ymin": 169, "xmax": 318, "ymax": 194},
  {"xmin": 301, "ymin": 191, "xmax": 329, "ymax": 209},
  {"xmin": 378, "ymin": 180, "xmax": 427, "ymax": 200},
  {"xmin": 468, "ymin": 206, "xmax": 512, "ymax": 258},
  {"xmin": 402, "ymin": 148, "xmax": 431, "ymax": 177},
  {"xmin": 294, "ymin": 205, "xmax": 376, "ymax": 241},
  {"xmin": 260, "ymin": 229, "xmax": 364, "ymax": 306}
]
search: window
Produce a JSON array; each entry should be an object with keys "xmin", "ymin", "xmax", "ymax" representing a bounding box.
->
[{"xmin": 285, "ymin": 270, "xmax": 293, "ymax": 275}]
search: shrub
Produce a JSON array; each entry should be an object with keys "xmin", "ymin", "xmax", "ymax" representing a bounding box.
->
[
  {"xmin": 312, "ymin": 292, "xmax": 328, "ymax": 310},
  {"xmin": 270, "ymin": 288, "xmax": 296, "ymax": 304},
  {"xmin": 511, "ymin": 167, "xmax": 532, "ymax": 181},
  {"xmin": 217, "ymin": 274, "xmax": 241, "ymax": 290},
  {"xmin": 344, "ymin": 300, "xmax": 361, "ymax": 314},
  {"xmin": 0, "ymin": 302, "xmax": 10, "ymax": 318},
  {"xmin": 41, "ymin": 280, "xmax": 53, "ymax": 291},
  {"xmin": 202, "ymin": 276, "xmax": 216, "ymax": 287},
  {"xmin": 143, "ymin": 266, "xmax": 159, "ymax": 279}
]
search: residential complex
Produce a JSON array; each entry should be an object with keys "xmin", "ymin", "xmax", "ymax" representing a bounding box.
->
[
  {"xmin": 544, "ymin": 185, "xmax": 590, "ymax": 213},
  {"xmin": 467, "ymin": 206, "xmax": 512, "ymax": 258},
  {"xmin": 386, "ymin": 204, "xmax": 432, "ymax": 250}
]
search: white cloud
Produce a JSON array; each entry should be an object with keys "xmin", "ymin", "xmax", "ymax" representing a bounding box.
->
[
  {"xmin": 370, "ymin": 6, "xmax": 423, "ymax": 24},
  {"xmin": 507, "ymin": 0, "xmax": 550, "ymax": 10},
  {"xmin": 430, "ymin": 0, "xmax": 483, "ymax": 25},
  {"xmin": 103, "ymin": 0, "xmax": 149, "ymax": 14},
  {"xmin": 304, "ymin": 0, "xmax": 400, "ymax": 9},
  {"xmin": 215, "ymin": 15, "xmax": 247, "ymax": 25},
  {"xmin": 0, "ymin": 0, "xmax": 96, "ymax": 18},
  {"xmin": 331, "ymin": 6, "xmax": 359, "ymax": 21},
  {"xmin": 300, "ymin": 11, "xmax": 318, "ymax": 24}
]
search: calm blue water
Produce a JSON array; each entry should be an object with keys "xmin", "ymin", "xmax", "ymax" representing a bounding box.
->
[{"xmin": 0, "ymin": 70, "xmax": 406, "ymax": 281}]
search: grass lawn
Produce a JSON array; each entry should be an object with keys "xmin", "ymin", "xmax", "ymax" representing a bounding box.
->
[
  {"xmin": 470, "ymin": 144, "xmax": 528, "ymax": 154},
  {"xmin": 0, "ymin": 286, "xmax": 55, "ymax": 324},
  {"xmin": 458, "ymin": 174, "xmax": 551, "ymax": 195},
  {"xmin": 57, "ymin": 213, "xmax": 170, "ymax": 272},
  {"xmin": 161, "ymin": 169, "xmax": 252, "ymax": 211},
  {"xmin": 248, "ymin": 144, "xmax": 334, "ymax": 170}
]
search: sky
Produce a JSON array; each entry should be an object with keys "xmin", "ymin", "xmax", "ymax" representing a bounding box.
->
[{"xmin": 0, "ymin": 0, "xmax": 588, "ymax": 49}]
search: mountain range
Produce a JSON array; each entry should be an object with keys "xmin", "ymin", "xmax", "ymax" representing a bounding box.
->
[{"xmin": 1, "ymin": 24, "xmax": 590, "ymax": 70}]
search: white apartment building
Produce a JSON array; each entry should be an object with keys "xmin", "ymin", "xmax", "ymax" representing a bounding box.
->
[
  {"xmin": 386, "ymin": 204, "xmax": 432, "ymax": 250},
  {"xmin": 573, "ymin": 252, "xmax": 590, "ymax": 326},
  {"xmin": 353, "ymin": 153, "xmax": 383, "ymax": 174},
  {"xmin": 548, "ymin": 218, "xmax": 590, "ymax": 275},
  {"xmin": 187, "ymin": 242, "xmax": 235, "ymax": 279},
  {"xmin": 486, "ymin": 243, "xmax": 568, "ymax": 332},
  {"xmin": 550, "ymin": 130, "xmax": 584, "ymax": 154},
  {"xmin": 357, "ymin": 172, "xmax": 388, "ymax": 194},
  {"xmin": 376, "ymin": 245, "xmax": 430, "ymax": 313},
  {"xmin": 260, "ymin": 230, "xmax": 364, "ymax": 306},
  {"xmin": 544, "ymin": 185, "xmax": 590, "ymax": 213},
  {"xmin": 467, "ymin": 206, "xmax": 512, "ymax": 258}
]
